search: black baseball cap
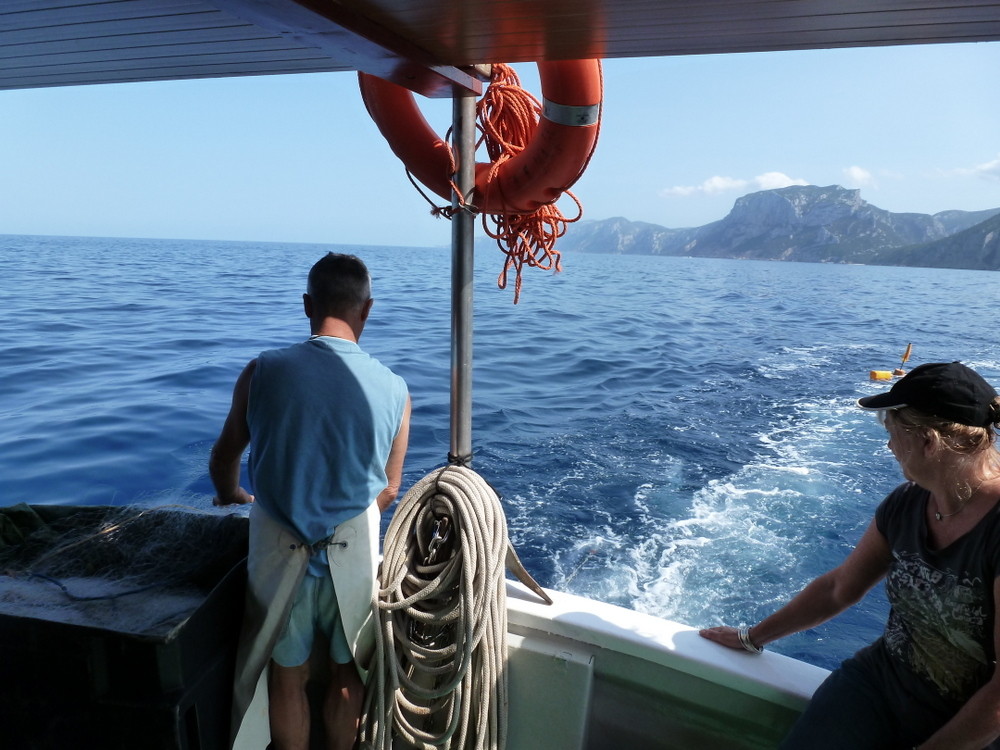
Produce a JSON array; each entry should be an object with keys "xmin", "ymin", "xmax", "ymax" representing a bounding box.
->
[{"xmin": 857, "ymin": 361, "xmax": 998, "ymax": 427}]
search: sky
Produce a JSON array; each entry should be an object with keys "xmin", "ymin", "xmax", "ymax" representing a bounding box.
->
[{"xmin": 2, "ymin": 41, "xmax": 999, "ymax": 248}]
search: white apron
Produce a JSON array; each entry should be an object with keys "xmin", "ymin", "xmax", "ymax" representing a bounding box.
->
[{"xmin": 231, "ymin": 502, "xmax": 380, "ymax": 749}]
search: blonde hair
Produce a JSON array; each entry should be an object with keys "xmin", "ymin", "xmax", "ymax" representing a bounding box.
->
[
  {"xmin": 891, "ymin": 402, "xmax": 998, "ymax": 454},
  {"xmin": 888, "ymin": 400, "xmax": 1000, "ymax": 486}
]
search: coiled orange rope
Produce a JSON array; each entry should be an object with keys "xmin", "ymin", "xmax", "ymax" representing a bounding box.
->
[
  {"xmin": 410, "ymin": 64, "xmax": 594, "ymax": 304},
  {"xmin": 476, "ymin": 65, "xmax": 581, "ymax": 303},
  {"xmin": 478, "ymin": 64, "xmax": 586, "ymax": 303}
]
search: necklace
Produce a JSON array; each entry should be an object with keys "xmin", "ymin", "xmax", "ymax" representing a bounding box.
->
[
  {"xmin": 934, "ymin": 479, "xmax": 990, "ymax": 521},
  {"xmin": 934, "ymin": 505, "xmax": 965, "ymax": 521}
]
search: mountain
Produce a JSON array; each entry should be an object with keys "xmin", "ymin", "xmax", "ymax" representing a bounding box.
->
[
  {"xmin": 881, "ymin": 211, "xmax": 1000, "ymax": 271},
  {"xmin": 562, "ymin": 216, "xmax": 697, "ymax": 255},
  {"xmin": 563, "ymin": 185, "xmax": 1000, "ymax": 270},
  {"xmin": 932, "ymin": 208, "xmax": 1000, "ymax": 236}
]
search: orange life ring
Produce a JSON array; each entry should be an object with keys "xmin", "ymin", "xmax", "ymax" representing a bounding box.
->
[{"xmin": 359, "ymin": 60, "xmax": 602, "ymax": 215}]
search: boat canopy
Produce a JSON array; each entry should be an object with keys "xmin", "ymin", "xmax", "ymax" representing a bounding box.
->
[{"xmin": 4, "ymin": 0, "xmax": 1000, "ymax": 95}]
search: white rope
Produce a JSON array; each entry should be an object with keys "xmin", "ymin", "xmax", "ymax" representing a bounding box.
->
[{"xmin": 361, "ymin": 465, "xmax": 509, "ymax": 750}]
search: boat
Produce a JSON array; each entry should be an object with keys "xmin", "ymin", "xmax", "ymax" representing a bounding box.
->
[{"xmin": 3, "ymin": 3, "xmax": 999, "ymax": 748}]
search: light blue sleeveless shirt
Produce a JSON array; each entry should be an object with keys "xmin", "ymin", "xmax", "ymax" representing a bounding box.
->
[{"xmin": 246, "ymin": 336, "xmax": 407, "ymax": 575}]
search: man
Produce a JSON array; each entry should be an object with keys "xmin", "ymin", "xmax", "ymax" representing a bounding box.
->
[{"xmin": 210, "ymin": 253, "xmax": 411, "ymax": 750}]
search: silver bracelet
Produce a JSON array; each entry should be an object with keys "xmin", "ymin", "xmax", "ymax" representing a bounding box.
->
[{"xmin": 738, "ymin": 625, "xmax": 763, "ymax": 654}]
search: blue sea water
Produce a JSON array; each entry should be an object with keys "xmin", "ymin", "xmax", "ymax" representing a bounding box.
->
[{"xmin": 2, "ymin": 233, "xmax": 998, "ymax": 671}]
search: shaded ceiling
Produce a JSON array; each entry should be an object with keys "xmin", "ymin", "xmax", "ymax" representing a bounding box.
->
[{"xmin": 3, "ymin": 0, "xmax": 1000, "ymax": 96}]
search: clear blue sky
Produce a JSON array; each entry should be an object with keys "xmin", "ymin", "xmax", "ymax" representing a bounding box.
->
[{"xmin": 2, "ymin": 42, "xmax": 998, "ymax": 247}]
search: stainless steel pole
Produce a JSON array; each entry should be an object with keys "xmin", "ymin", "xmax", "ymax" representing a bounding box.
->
[{"xmin": 449, "ymin": 90, "xmax": 476, "ymax": 466}]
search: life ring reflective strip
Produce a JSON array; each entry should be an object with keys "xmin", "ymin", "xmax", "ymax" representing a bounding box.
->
[{"xmin": 359, "ymin": 60, "xmax": 602, "ymax": 215}]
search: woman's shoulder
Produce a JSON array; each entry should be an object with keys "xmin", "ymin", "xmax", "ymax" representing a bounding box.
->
[
  {"xmin": 977, "ymin": 496, "xmax": 1000, "ymax": 546},
  {"xmin": 875, "ymin": 482, "xmax": 926, "ymax": 532},
  {"xmin": 880, "ymin": 481, "xmax": 925, "ymax": 506}
]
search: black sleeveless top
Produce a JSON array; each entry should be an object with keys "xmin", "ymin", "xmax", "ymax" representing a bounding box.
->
[{"xmin": 874, "ymin": 481, "xmax": 1000, "ymax": 706}]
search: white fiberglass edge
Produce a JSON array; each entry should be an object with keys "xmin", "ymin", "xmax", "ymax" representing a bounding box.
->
[{"xmin": 505, "ymin": 580, "xmax": 829, "ymax": 712}]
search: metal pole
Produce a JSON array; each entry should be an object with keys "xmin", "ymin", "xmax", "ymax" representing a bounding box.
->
[{"xmin": 449, "ymin": 90, "xmax": 476, "ymax": 466}]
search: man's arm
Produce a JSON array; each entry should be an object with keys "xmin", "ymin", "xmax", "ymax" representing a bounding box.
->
[
  {"xmin": 209, "ymin": 359, "xmax": 256, "ymax": 506},
  {"xmin": 376, "ymin": 395, "xmax": 411, "ymax": 512}
]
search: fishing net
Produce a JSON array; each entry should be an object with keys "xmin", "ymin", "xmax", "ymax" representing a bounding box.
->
[{"xmin": 0, "ymin": 503, "xmax": 247, "ymax": 637}]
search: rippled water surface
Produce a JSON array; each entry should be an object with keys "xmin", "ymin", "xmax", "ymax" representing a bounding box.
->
[{"xmin": 2, "ymin": 233, "xmax": 998, "ymax": 670}]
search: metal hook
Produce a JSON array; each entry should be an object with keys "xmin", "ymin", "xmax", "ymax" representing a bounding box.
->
[{"xmin": 425, "ymin": 517, "xmax": 451, "ymax": 565}]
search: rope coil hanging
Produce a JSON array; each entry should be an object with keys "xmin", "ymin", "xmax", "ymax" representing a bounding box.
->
[
  {"xmin": 360, "ymin": 465, "xmax": 509, "ymax": 750},
  {"xmin": 359, "ymin": 60, "xmax": 603, "ymax": 303},
  {"xmin": 476, "ymin": 65, "xmax": 581, "ymax": 303}
]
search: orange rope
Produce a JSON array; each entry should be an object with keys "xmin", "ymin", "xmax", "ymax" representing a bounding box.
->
[
  {"xmin": 478, "ymin": 64, "xmax": 540, "ymax": 167},
  {"xmin": 477, "ymin": 64, "xmax": 585, "ymax": 303},
  {"xmin": 484, "ymin": 195, "xmax": 582, "ymax": 303},
  {"xmin": 405, "ymin": 63, "xmax": 595, "ymax": 303}
]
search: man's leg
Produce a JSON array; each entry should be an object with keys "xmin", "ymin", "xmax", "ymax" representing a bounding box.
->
[
  {"xmin": 269, "ymin": 575, "xmax": 320, "ymax": 750},
  {"xmin": 323, "ymin": 659, "xmax": 363, "ymax": 750},
  {"xmin": 268, "ymin": 660, "xmax": 311, "ymax": 750}
]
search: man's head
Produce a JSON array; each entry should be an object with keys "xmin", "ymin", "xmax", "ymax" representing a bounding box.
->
[{"xmin": 305, "ymin": 253, "xmax": 372, "ymax": 323}]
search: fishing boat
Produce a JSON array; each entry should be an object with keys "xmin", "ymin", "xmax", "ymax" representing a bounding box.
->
[{"xmin": 3, "ymin": 2, "xmax": 999, "ymax": 748}]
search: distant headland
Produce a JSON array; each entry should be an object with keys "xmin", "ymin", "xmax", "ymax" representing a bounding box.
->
[{"xmin": 561, "ymin": 185, "xmax": 1000, "ymax": 271}]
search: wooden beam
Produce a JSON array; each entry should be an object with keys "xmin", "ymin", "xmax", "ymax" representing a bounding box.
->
[{"xmin": 209, "ymin": 0, "xmax": 483, "ymax": 96}]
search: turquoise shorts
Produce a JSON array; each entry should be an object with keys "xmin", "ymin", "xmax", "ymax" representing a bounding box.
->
[{"xmin": 272, "ymin": 573, "xmax": 352, "ymax": 667}]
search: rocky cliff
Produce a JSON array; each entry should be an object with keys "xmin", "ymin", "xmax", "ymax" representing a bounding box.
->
[{"xmin": 563, "ymin": 185, "xmax": 1000, "ymax": 270}]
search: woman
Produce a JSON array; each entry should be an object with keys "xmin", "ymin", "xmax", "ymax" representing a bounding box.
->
[{"xmin": 700, "ymin": 361, "xmax": 1000, "ymax": 750}]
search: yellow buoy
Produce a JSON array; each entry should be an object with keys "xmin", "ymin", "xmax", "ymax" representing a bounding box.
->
[{"xmin": 869, "ymin": 370, "xmax": 893, "ymax": 381}]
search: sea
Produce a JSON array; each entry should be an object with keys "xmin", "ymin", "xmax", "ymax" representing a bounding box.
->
[{"xmin": 2, "ymin": 233, "xmax": 998, "ymax": 672}]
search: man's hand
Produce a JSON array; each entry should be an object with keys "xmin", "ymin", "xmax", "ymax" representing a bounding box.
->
[
  {"xmin": 209, "ymin": 360, "xmax": 256, "ymax": 507},
  {"xmin": 213, "ymin": 488, "xmax": 255, "ymax": 506}
]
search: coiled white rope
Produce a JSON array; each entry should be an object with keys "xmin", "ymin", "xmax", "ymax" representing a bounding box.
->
[{"xmin": 360, "ymin": 465, "xmax": 508, "ymax": 750}]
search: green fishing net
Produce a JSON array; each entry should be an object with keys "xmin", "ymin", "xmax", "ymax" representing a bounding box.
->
[{"xmin": 0, "ymin": 504, "xmax": 247, "ymax": 636}]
